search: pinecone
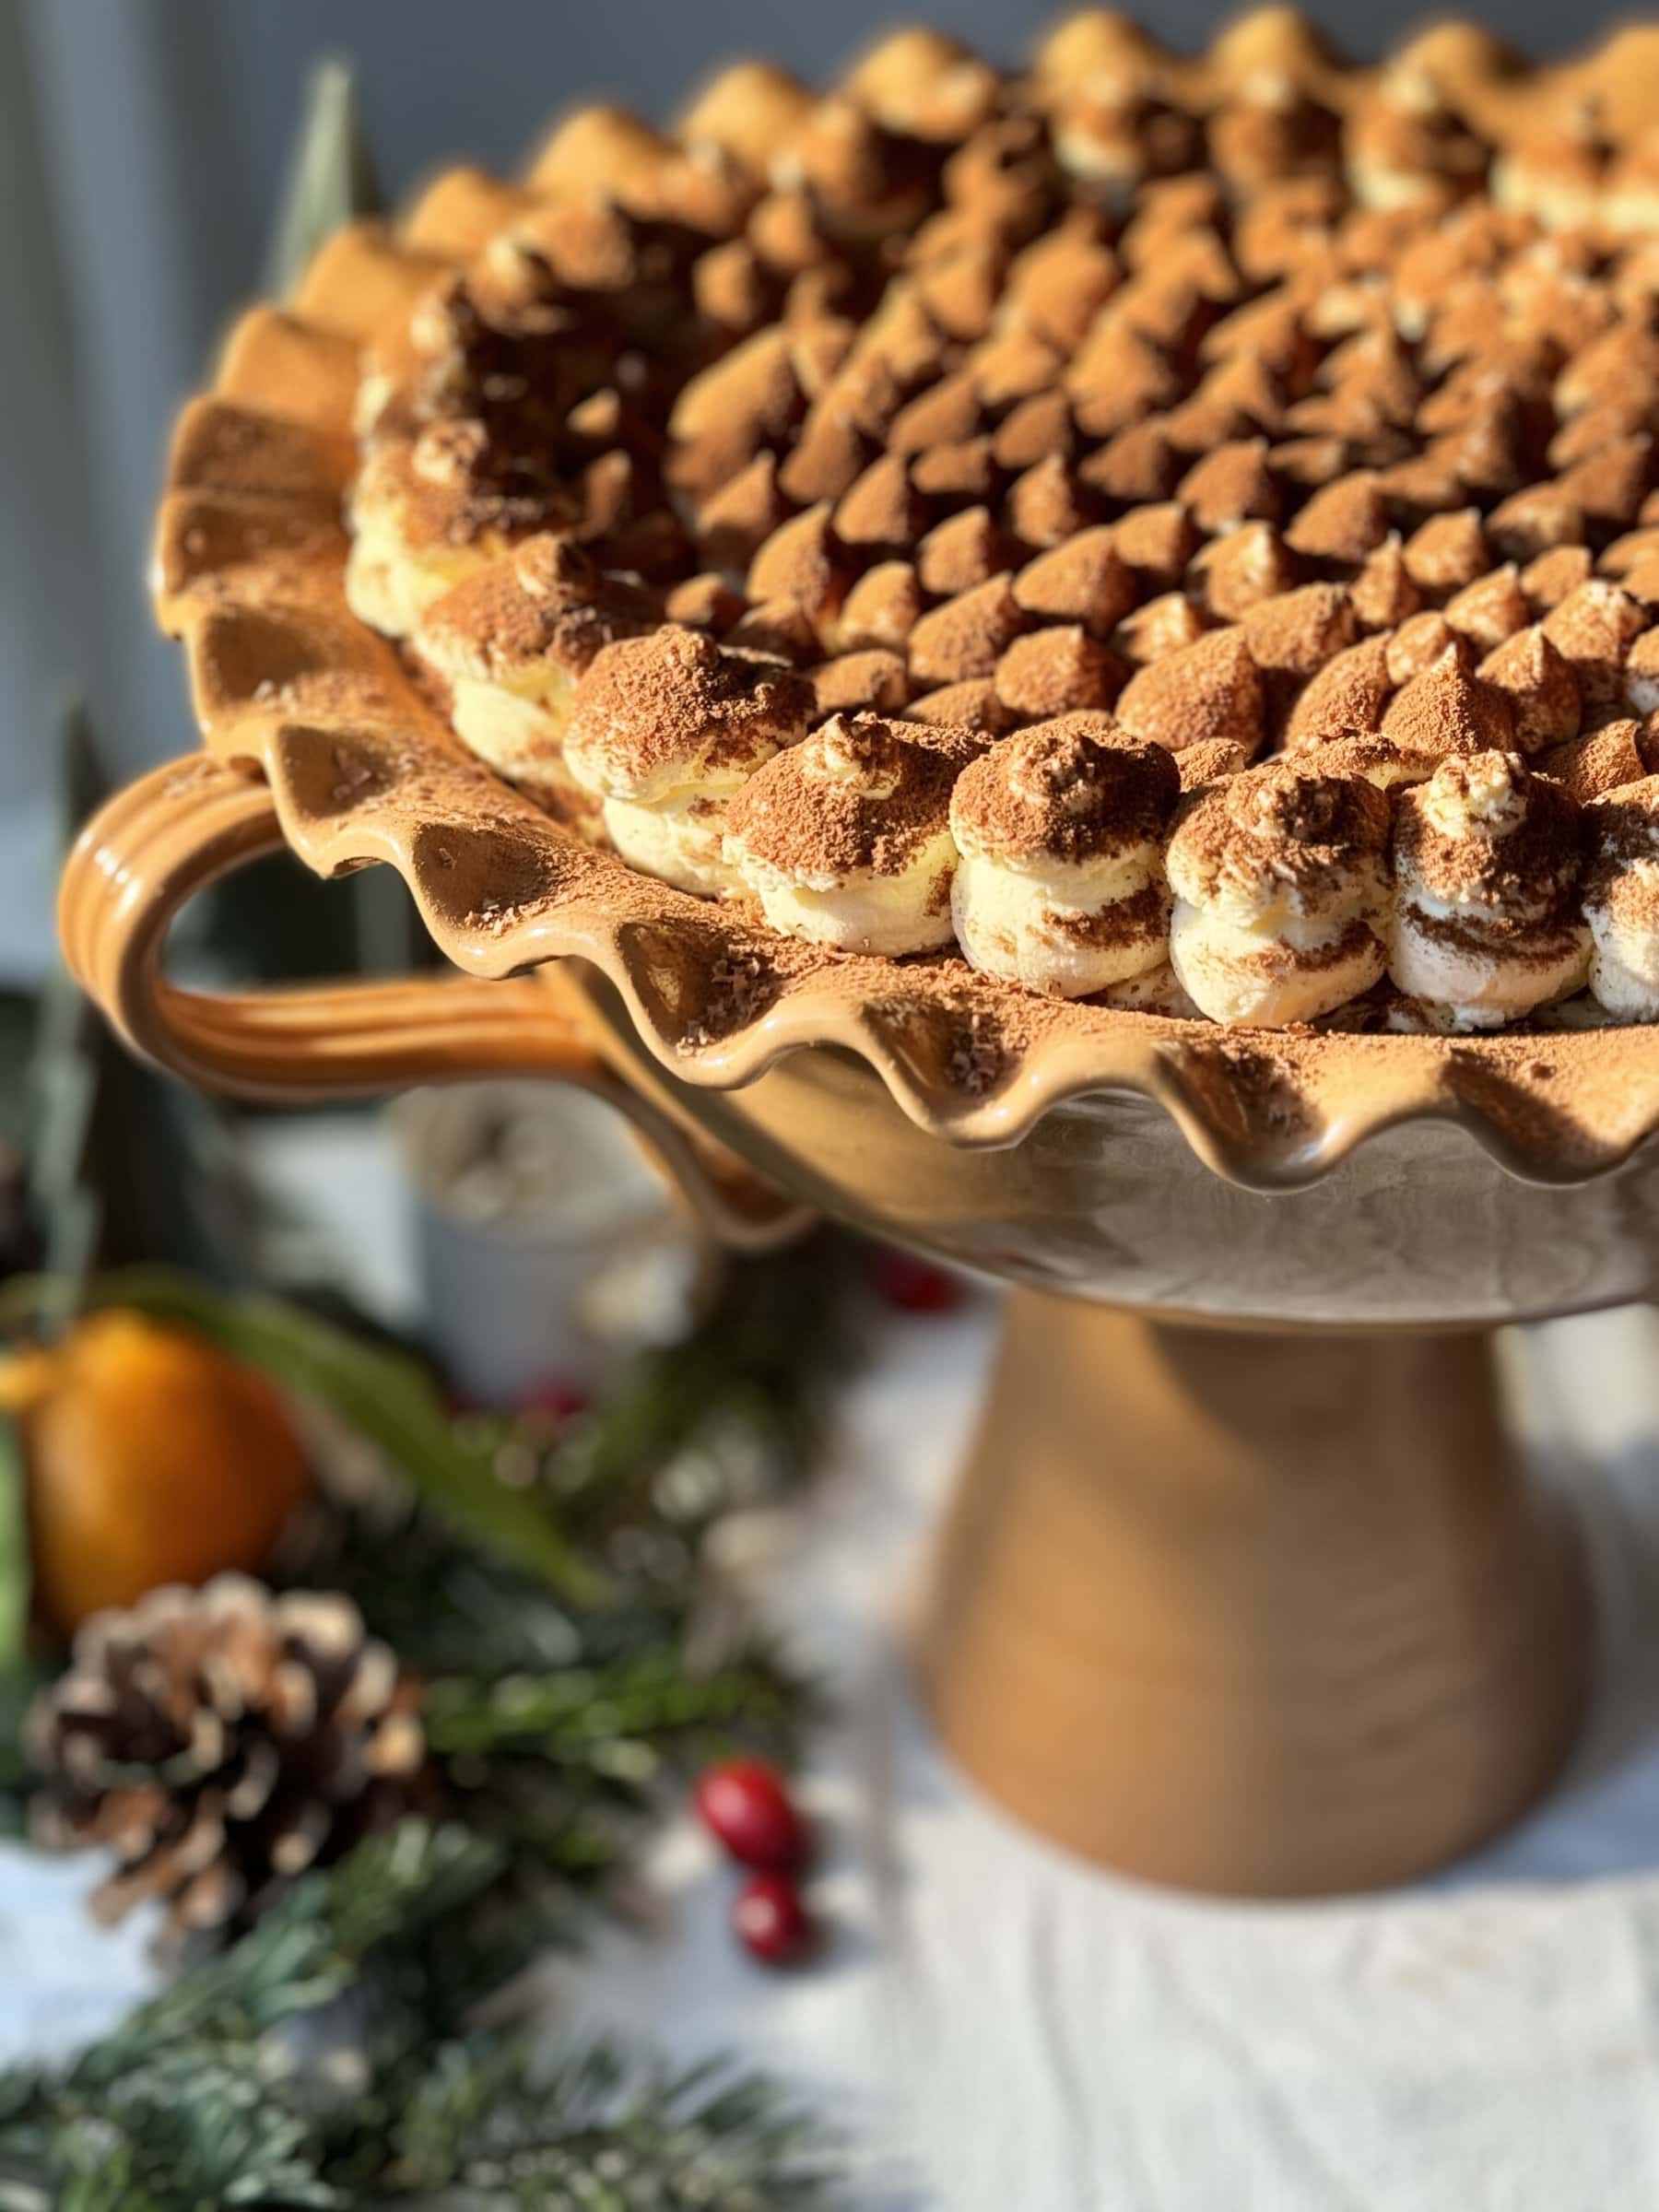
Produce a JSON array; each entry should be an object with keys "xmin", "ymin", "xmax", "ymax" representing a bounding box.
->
[{"xmin": 28, "ymin": 1573, "xmax": 429, "ymax": 1942}]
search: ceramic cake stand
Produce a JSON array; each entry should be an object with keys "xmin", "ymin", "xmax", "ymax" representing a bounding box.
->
[
  {"xmin": 56, "ymin": 195, "xmax": 1659, "ymax": 1900},
  {"xmin": 65, "ymin": 747, "xmax": 1659, "ymax": 1896}
]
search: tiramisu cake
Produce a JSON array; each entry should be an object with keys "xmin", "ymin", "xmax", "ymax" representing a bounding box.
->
[{"xmin": 343, "ymin": 13, "xmax": 1659, "ymax": 1033}]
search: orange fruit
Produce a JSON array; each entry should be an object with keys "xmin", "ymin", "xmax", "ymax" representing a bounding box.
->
[{"xmin": 1, "ymin": 1311, "xmax": 311, "ymax": 1632}]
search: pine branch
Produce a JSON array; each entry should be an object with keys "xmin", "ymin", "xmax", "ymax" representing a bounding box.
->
[
  {"xmin": 422, "ymin": 1638, "xmax": 811, "ymax": 1930},
  {"xmin": 548, "ymin": 1231, "xmax": 859, "ymax": 1547},
  {"xmin": 289, "ymin": 1497, "xmax": 594, "ymax": 1681},
  {"xmin": 0, "ymin": 1822, "xmax": 841, "ymax": 2211},
  {"xmin": 387, "ymin": 2037, "xmax": 838, "ymax": 2208},
  {"xmin": 69, "ymin": 1822, "xmax": 503, "ymax": 2091},
  {"xmin": 0, "ymin": 1239, "xmax": 855, "ymax": 2205},
  {"xmin": 424, "ymin": 1641, "xmax": 806, "ymax": 1769},
  {"xmin": 58, "ymin": 2054, "xmax": 341, "ymax": 2211}
]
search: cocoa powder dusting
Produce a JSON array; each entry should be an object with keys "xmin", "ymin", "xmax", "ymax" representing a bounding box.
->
[
  {"xmin": 953, "ymin": 715, "xmax": 1180, "ymax": 865},
  {"xmin": 567, "ymin": 625, "xmax": 814, "ymax": 788},
  {"xmin": 726, "ymin": 712, "xmax": 982, "ymax": 879},
  {"xmin": 305, "ymin": 22, "xmax": 1659, "ymax": 1094}
]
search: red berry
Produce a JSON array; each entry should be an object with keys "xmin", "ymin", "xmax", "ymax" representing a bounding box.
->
[
  {"xmin": 693, "ymin": 1758, "xmax": 806, "ymax": 1870},
  {"xmin": 732, "ymin": 1871, "xmax": 813, "ymax": 1965},
  {"xmin": 517, "ymin": 1381, "xmax": 592, "ymax": 1423},
  {"xmin": 869, "ymin": 1247, "xmax": 964, "ymax": 1314}
]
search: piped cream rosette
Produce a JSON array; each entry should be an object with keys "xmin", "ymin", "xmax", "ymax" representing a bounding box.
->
[
  {"xmin": 346, "ymin": 423, "xmax": 537, "ymax": 639},
  {"xmin": 1388, "ymin": 750, "xmax": 1588, "ymax": 1030},
  {"xmin": 949, "ymin": 712, "xmax": 1182, "ymax": 997},
  {"xmin": 1167, "ymin": 759, "xmax": 1393, "ymax": 1026},
  {"xmin": 562, "ymin": 625, "xmax": 815, "ymax": 894},
  {"xmin": 1583, "ymin": 775, "xmax": 1659, "ymax": 1020},
  {"xmin": 724, "ymin": 712, "xmax": 982, "ymax": 952},
  {"xmin": 413, "ymin": 535, "xmax": 653, "ymax": 830}
]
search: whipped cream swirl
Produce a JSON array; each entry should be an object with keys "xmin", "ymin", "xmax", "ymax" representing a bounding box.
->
[
  {"xmin": 724, "ymin": 712, "xmax": 982, "ymax": 951},
  {"xmin": 949, "ymin": 713, "xmax": 1182, "ymax": 997},
  {"xmin": 1167, "ymin": 760, "xmax": 1392, "ymax": 1027},
  {"xmin": 1584, "ymin": 775, "xmax": 1659, "ymax": 1021},
  {"xmin": 564, "ymin": 626, "xmax": 814, "ymax": 894},
  {"xmin": 1388, "ymin": 750, "xmax": 1588, "ymax": 1029}
]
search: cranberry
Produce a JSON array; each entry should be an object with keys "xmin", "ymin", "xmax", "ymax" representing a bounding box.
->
[
  {"xmin": 732, "ymin": 1870, "xmax": 813, "ymax": 1965},
  {"xmin": 517, "ymin": 1381, "xmax": 592, "ymax": 1423},
  {"xmin": 693, "ymin": 1757, "xmax": 807, "ymax": 1870},
  {"xmin": 869, "ymin": 1247, "xmax": 965, "ymax": 1314}
]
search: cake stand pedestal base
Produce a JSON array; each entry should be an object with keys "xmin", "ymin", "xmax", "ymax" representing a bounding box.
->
[{"xmin": 918, "ymin": 1294, "xmax": 1589, "ymax": 1896}]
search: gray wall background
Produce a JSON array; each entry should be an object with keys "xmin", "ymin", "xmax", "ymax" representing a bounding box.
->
[{"xmin": 1, "ymin": 0, "xmax": 1650, "ymax": 968}]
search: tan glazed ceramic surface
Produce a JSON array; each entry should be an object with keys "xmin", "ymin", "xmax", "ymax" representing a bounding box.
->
[
  {"xmin": 130, "ymin": 176, "xmax": 1659, "ymax": 1210},
  {"xmin": 58, "ymin": 37, "xmax": 1659, "ymax": 1891},
  {"xmin": 55, "ymin": 765, "xmax": 1595, "ymax": 1888}
]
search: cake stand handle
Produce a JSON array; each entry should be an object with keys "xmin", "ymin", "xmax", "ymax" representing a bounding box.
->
[{"xmin": 57, "ymin": 757, "xmax": 813, "ymax": 1253}]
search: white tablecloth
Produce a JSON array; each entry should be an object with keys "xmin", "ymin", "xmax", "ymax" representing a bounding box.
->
[
  {"xmin": 539, "ymin": 1300, "xmax": 1659, "ymax": 2212},
  {"xmin": 9, "ymin": 1167, "xmax": 1659, "ymax": 2206}
]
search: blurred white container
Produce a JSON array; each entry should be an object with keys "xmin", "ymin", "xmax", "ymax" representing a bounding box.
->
[{"xmin": 394, "ymin": 1081, "xmax": 719, "ymax": 1405}]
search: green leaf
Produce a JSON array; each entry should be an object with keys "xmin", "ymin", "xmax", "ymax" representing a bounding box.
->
[
  {"xmin": 0, "ymin": 1271, "xmax": 611, "ymax": 1608},
  {"xmin": 0, "ymin": 1410, "xmax": 28, "ymax": 1669},
  {"xmin": 265, "ymin": 59, "xmax": 382, "ymax": 300}
]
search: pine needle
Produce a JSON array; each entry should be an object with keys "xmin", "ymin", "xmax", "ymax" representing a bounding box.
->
[{"xmin": 0, "ymin": 1821, "xmax": 838, "ymax": 2209}]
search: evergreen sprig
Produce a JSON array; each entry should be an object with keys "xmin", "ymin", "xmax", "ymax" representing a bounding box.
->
[
  {"xmin": 388, "ymin": 2039, "xmax": 837, "ymax": 2209},
  {"xmin": 0, "ymin": 1821, "xmax": 838, "ymax": 2209},
  {"xmin": 0, "ymin": 1236, "xmax": 858, "ymax": 2206},
  {"xmin": 276, "ymin": 1236, "xmax": 848, "ymax": 1921},
  {"xmin": 546, "ymin": 1230, "xmax": 856, "ymax": 1545}
]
